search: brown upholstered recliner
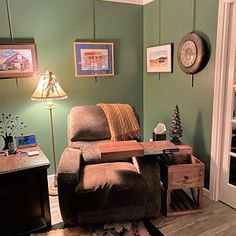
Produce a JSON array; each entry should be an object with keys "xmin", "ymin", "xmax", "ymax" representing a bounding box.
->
[{"xmin": 57, "ymin": 105, "xmax": 161, "ymax": 225}]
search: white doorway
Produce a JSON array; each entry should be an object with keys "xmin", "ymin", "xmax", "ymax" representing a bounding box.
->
[{"xmin": 210, "ymin": 0, "xmax": 236, "ymax": 208}]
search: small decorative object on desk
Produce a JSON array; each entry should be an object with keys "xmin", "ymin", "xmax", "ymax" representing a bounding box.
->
[
  {"xmin": 0, "ymin": 113, "xmax": 27, "ymax": 150},
  {"xmin": 153, "ymin": 122, "xmax": 167, "ymax": 141},
  {"xmin": 169, "ymin": 105, "xmax": 183, "ymax": 145}
]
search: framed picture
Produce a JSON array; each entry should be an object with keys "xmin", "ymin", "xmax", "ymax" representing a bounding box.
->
[
  {"xmin": 146, "ymin": 43, "xmax": 172, "ymax": 73},
  {"xmin": 0, "ymin": 44, "xmax": 38, "ymax": 78},
  {"xmin": 74, "ymin": 42, "xmax": 114, "ymax": 77}
]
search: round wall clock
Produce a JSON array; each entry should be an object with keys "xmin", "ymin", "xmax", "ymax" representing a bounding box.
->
[{"xmin": 177, "ymin": 32, "xmax": 205, "ymax": 74}]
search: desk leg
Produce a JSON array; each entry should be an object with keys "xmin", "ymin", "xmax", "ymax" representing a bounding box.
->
[
  {"xmin": 41, "ymin": 169, "xmax": 51, "ymax": 228},
  {"xmin": 166, "ymin": 189, "xmax": 171, "ymax": 215},
  {"xmin": 198, "ymin": 187, "xmax": 203, "ymax": 209}
]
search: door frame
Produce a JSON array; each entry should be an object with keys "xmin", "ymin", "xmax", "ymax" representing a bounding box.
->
[{"xmin": 210, "ymin": 0, "xmax": 236, "ymax": 200}]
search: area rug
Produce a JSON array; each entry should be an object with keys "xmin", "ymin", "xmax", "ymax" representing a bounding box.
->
[{"xmin": 31, "ymin": 220, "xmax": 164, "ymax": 236}]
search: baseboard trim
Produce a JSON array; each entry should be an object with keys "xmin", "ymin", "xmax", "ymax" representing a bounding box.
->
[
  {"xmin": 48, "ymin": 174, "xmax": 55, "ymax": 178},
  {"xmin": 48, "ymin": 174, "xmax": 55, "ymax": 182}
]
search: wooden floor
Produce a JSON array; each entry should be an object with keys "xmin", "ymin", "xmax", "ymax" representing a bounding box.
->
[
  {"xmin": 50, "ymin": 195, "xmax": 236, "ymax": 236},
  {"xmin": 152, "ymin": 197, "xmax": 236, "ymax": 236}
]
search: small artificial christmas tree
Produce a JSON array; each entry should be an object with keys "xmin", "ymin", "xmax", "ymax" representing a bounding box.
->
[{"xmin": 169, "ymin": 105, "xmax": 183, "ymax": 145}]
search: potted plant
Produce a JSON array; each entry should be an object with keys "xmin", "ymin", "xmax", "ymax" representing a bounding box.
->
[{"xmin": 0, "ymin": 113, "xmax": 26, "ymax": 150}]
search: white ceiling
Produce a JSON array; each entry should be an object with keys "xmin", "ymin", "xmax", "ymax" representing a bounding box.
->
[{"xmin": 103, "ymin": 0, "xmax": 154, "ymax": 5}]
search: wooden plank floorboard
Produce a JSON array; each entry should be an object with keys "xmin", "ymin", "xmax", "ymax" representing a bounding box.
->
[
  {"xmin": 49, "ymin": 193, "xmax": 236, "ymax": 235},
  {"xmin": 152, "ymin": 196, "xmax": 236, "ymax": 236},
  {"xmin": 49, "ymin": 194, "xmax": 62, "ymax": 225}
]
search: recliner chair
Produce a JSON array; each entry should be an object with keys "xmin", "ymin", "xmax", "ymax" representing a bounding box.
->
[{"xmin": 57, "ymin": 105, "xmax": 161, "ymax": 225}]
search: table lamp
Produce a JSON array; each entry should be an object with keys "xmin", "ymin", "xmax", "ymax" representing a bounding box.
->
[{"xmin": 31, "ymin": 71, "xmax": 67, "ymax": 195}]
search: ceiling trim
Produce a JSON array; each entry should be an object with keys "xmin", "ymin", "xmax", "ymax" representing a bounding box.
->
[
  {"xmin": 102, "ymin": 0, "xmax": 154, "ymax": 5},
  {"xmin": 143, "ymin": 0, "xmax": 154, "ymax": 4}
]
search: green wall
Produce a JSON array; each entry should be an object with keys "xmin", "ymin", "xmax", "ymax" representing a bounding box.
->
[
  {"xmin": 143, "ymin": 0, "xmax": 219, "ymax": 188},
  {"xmin": 0, "ymin": 0, "xmax": 143, "ymax": 174},
  {"xmin": 0, "ymin": 0, "xmax": 220, "ymax": 188}
]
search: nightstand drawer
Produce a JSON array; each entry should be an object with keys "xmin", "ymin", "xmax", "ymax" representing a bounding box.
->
[
  {"xmin": 160, "ymin": 155, "xmax": 204, "ymax": 190},
  {"xmin": 168, "ymin": 166, "xmax": 204, "ymax": 189},
  {"xmin": 159, "ymin": 154, "xmax": 205, "ymax": 216}
]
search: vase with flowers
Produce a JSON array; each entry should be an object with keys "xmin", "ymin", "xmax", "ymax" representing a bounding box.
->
[{"xmin": 0, "ymin": 113, "xmax": 27, "ymax": 150}]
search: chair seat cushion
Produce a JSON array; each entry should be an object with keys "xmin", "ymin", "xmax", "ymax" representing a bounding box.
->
[{"xmin": 75, "ymin": 162, "xmax": 146, "ymax": 213}]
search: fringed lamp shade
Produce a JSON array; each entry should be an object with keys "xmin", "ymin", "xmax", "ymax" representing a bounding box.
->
[
  {"xmin": 31, "ymin": 71, "xmax": 67, "ymax": 101},
  {"xmin": 31, "ymin": 71, "xmax": 67, "ymax": 195}
]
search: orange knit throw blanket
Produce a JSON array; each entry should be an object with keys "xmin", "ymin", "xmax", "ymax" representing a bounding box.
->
[{"xmin": 97, "ymin": 103, "xmax": 141, "ymax": 141}]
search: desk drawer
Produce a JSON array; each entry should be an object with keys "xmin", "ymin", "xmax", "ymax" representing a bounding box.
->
[
  {"xmin": 159, "ymin": 155, "xmax": 204, "ymax": 190},
  {"xmin": 168, "ymin": 166, "xmax": 204, "ymax": 189}
]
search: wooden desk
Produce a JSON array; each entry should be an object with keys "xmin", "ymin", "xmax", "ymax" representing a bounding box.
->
[
  {"xmin": 98, "ymin": 140, "xmax": 192, "ymax": 158},
  {"xmin": 0, "ymin": 146, "xmax": 51, "ymax": 235},
  {"xmin": 97, "ymin": 140, "xmax": 200, "ymax": 216}
]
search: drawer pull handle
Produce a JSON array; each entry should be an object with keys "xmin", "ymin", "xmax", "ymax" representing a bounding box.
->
[{"xmin": 184, "ymin": 176, "xmax": 189, "ymax": 180}]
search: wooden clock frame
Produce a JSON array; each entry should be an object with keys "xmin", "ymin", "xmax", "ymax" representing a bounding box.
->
[{"xmin": 177, "ymin": 32, "xmax": 205, "ymax": 74}]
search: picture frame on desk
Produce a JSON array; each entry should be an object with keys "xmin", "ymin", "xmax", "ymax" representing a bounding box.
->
[{"xmin": 16, "ymin": 134, "xmax": 37, "ymax": 149}]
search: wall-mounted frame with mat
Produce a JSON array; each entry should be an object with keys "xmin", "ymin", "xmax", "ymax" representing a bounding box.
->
[{"xmin": 0, "ymin": 0, "xmax": 38, "ymax": 84}]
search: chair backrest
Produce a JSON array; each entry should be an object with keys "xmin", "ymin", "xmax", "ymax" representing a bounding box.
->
[
  {"xmin": 67, "ymin": 105, "xmax": 141, "ymax": 163},
  {"xmin": 67, "ymin": 104, "xmax": 141, "ymax": 146},
  {"xmin": 68, "ymin": 105, "xmax": 111, "ymax": 144}
]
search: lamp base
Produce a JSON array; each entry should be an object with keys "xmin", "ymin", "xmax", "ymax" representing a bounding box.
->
[{"xmin": 48, "ymin": 175, "xmax": 58, "ymax": 196}]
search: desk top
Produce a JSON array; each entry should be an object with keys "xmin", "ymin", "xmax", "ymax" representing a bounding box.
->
[
  {"xmin": 0, "ymin": 146, "xmax": 50, "ymax": 175},
  {"xmin": 98, "ymin": 140, "xmax": 144, "ymax": 159},
  {"xmin": 98, "ymin": 140, "xmax": 192, "ymax": 159},
  {"xmin": 140, "ymin": 140, "xmax": 180, "ymax": 155}
]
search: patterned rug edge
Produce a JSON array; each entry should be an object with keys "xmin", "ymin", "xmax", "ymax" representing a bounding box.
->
[{"xmin": 31, "ymin": 219, "xmax": 164, "ymax": 236}]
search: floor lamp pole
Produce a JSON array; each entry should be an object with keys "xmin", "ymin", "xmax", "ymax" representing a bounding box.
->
[
  {"xmin": 47, "ymin": 101, "xmax": 57, "ymax": 189},
  {"xmin": 31, "ymin": 71, "xmax": 67, "ymax": 196}
]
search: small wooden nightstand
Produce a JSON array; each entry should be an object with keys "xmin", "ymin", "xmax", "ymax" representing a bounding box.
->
[
  {"xmin": 159, "ymin": 149, "xmax": 205, "ymax": 216},
  {"xmin": 0, "ymin": 146, "xmax": 51, "ymax": 235}
]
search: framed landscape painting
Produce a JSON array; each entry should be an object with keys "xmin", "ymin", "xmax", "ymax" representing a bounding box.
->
[
  {"xmin": 146, "ymin": 43, "xmax": 172, "ymax": 73},
  {"xmin": 74, "ymin": 42, "xmax": 114, "ymax": 77},
  {"xmin": 0, "ymin": 44, "xmax": 38, "ymax": 78}
]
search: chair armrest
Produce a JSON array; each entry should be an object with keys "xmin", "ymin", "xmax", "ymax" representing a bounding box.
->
[
  {"xmin": 132, "ymin": 156, "xmax": 161, "ymax": 217},
  {"xmin": 57, "ymin": 148, "xmax": 82, "ymax": 225},
  {"xmin": 58, "ymin": 147, "xmax": 82, "ymax": 176}
]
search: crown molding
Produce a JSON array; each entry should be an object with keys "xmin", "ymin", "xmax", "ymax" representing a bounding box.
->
[
  {"xmin": 102, "ymin": 0, "xmax": 154, "ymax": 5},
  {"xmin": 142, "ymin": 0, "xmax": 154, "ymax": 4}
]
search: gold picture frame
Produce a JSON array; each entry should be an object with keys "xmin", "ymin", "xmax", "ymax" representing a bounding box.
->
[{"xmin": 74, "ymin": 41, "xmax": 114, "ymax": 77}]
